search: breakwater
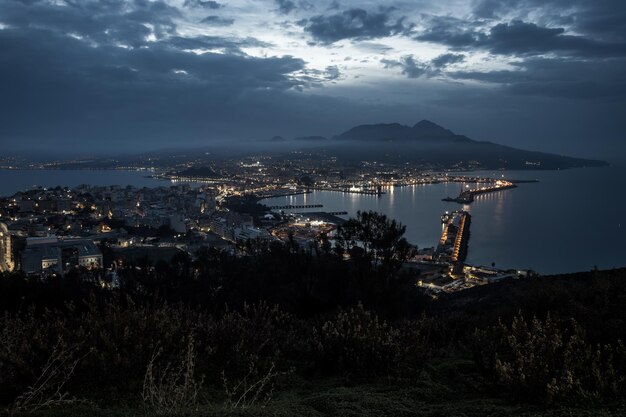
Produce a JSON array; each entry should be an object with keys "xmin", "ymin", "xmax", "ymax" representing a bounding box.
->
[{"xmin": 443, "ymin": 181, "xmax": 517, "ymax": 204}]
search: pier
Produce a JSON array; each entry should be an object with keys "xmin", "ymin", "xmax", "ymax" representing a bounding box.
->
[
  {"xmin": 256, "ymin": 190, "xmax": 311, "ymax": 199},
  {"xmin": 311, "ymin": 187, "xmax": 385, "ymax": 195},
  {"xmin": 270, "ymin": 204, "xmax": 323, "ymax": 210},
  {"xmin": 442, "ymin": 181, "xmax": 517, "ymax": 204},
  {"xmin": 436, "ymin": 210, "xmax": 471, "ymax": 265}
]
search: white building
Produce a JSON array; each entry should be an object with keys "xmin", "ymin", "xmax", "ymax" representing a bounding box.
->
[
  {"xmin": 0, "ymin": 222, "xmax": 15, "ymax": 272},
  {"xmin": 21, "ymin": 236, "xmax": 103, "ymax": 275}
]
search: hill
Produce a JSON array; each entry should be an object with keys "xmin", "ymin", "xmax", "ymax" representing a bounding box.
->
[
  {"xmin": 334, "ymin": 120, "xmax": 459, "ymax": 142},
  {"xmin": 329, "ymin": 120, "xmax": 607, "ymax": 169},
  {"xmin": 1, "ymin": 266, "xmax": 625, "ymax": 416}
]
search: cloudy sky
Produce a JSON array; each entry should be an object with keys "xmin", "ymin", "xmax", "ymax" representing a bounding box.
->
[{"xmin": 1, "ymin": 0, "xmax": 625, "ymax": 158}]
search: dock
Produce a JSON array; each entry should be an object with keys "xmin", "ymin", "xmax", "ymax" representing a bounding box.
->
[
  {"xmin": 270, "ymin": 204, "xmax": 323, "ymax": 210},
  {"xmin": 442, "ymin": 181, "xmax": 517, "ymax": 204},
  {"xmin": 435, "ymin": 210, "xmax": 471, "ymax": 265},
  {"xmin": 256, "ymin": 190, "xmax": 311, "ymax": 199},
  {"xmin": 311, "ymin": 187, "xmax": 385, "ymax": 195}
]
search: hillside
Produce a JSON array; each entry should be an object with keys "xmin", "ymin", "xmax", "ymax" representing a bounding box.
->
[
  {"xmin": 1, "ymin": 254, "xmax": 625, "ymax": 416},
  {"xmin": 328, "ymin": 120, "xmax": 607, "ymax": 169}
]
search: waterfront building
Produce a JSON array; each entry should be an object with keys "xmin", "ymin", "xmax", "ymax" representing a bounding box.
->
[
  {"xmin": 21, "ymin": 236, "xmax": 103, "ymax": 275},
  {"xmin": 0, "ymin": 222, "xmax": 15, "ymax": 272}
]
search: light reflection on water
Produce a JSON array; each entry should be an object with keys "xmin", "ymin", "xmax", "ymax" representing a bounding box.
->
[
  {"xmin": 0, "ymin": 167, "xmax": 624, "ymax": 274},
  {"xmin": 264, "ymin": 166, "xmax": 626, "ymax": 274}
]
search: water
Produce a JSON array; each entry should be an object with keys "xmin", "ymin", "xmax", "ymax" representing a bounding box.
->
[
  {"xmin": 0, "ymin": 169, "xmax": 166, "ymax": 195},
  {"xmin": 262, "ymin": 166, "xmax": 626, "ymax": 274},
  {"xmin": 1, "ymin": 167, "xmax": 624, "ymax": 274}
]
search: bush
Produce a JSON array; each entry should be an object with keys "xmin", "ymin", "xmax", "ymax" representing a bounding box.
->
[
  {"xmin": 142, "ymin": 335, "xmax": 204, "ymax": 415},
  {"xmin": 316, "ymin": 303, "xmax": 431, "ymax": 376},
  {"xmin": 472, "ymin": 313, "xmax": 626, "ymax": 403}
]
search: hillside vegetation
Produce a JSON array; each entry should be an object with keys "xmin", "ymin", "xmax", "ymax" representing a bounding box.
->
[{"xmin": 0, "ymin": 213, "xmax": 624, "ymax": 416}]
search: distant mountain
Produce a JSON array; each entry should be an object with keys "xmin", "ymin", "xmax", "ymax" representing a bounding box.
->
[
  {"xmin": 330, "ymin": 120, "xmax": 607, "ymax": 169},
  {"xmin": 268, "ymin": 135, "xmax": 286, "ymax": 142},
  {"xmin": 334, "ymin": 120, "xmax": 468, "ymax": 143},
  {"xmin": 293, "ymin": 135, "xmax": 328, "ymax": 141}
]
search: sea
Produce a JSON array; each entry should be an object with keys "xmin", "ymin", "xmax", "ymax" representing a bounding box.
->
[{"xmin": 1, "ymin": 165, "xmax": 625, "ymax": 275}]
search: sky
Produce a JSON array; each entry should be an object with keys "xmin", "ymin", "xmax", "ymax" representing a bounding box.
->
[{"xmin": 0, "ymin": 0, "xmax": 625, "ymax": 159}]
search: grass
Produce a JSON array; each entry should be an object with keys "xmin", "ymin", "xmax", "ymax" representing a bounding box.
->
[{"xmin": 4, "ymin": 358, "xmax": 625, "ymax": 417}]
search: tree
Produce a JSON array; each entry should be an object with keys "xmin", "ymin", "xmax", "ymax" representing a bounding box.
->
[{"xmin": 336, "ymin": 211, "xmax": 412, "ymax": 274}]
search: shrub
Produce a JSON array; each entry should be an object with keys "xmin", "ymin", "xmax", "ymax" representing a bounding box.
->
[
  {"xmin": 317, "ymin": 304, "xmax": 399, "ymax": 376},
  {"xmin": 142, "ymin": 335, "xmax": 204, "ymax": 415},
  {"xmin": 10, "ymin": 337, "xmax": 90, "ymax": 414},
  {"xmin": 472, "ymin": 313, "xmax": 626, "ymax": 403}
]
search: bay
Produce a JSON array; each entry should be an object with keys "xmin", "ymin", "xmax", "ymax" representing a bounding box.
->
[
  {"xmin": 1, "ymin": 166, "xmax": 624, "ymax": 274},
  {"xmin": 262, "ymin": 166, "xmax": 626, "ymax": 274},
  {"xmin": 0, "ymin": 169, "xmax": 166, "ymax": 195}
]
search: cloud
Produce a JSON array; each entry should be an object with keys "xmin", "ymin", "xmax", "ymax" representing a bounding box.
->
[
  {"xmin": 471, "ymin": 0, "xmax": 626, "ymax": 46},
  {"xmin": 355, "ymin": 42, "xmax": 394, "ymax": 54},
  {"xmin": 417, "ymin": 17, "xmax": 626, "ymax": 58},
  {"xmin": 183, "ymin": 0, "xmax": 223, "ymax": 9},
  {"xmin": 431, "ymin": 53, "xmax": 465, "ymax": 68},
  {"xmin": 382, "ymin": 56, "xmax": 430, "ymax": 78},
  {"xmin": 449, "ymin": 57, "xmax": 626, "ymax": 99},
  {"xmin": 275, "ymin": 0, "xmax": 296, "ymax": 15},
  {"xmin": 486, "ymin": 20, "xmax": 626, "ymax": 57},
  {"xmin": 0, "ymin": 0, "xmax": 181, "ymax": 48},
  {"xmin": 416, "ymin": 16, "xmax": 484, "ymax": 48},
  {"xmin": 303, "ymin": 8, "xmax": 409, "ymax": 44},
  {"xmin": 0, "ymin": 0, "xmax": 624, "ymax": 158},
  {"xmin": 382, "ymin": 53, "xmax": 465, "ymax": 78},
  {"xmin": 200, "ymin": 15, "xmax": 235, "ymax": 26},
  {"xmin": 0, "ymin": 0, "xmax": 353, "ymax": 150}
]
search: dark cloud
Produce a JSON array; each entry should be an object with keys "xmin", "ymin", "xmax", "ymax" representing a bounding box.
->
[
  {"xmin": 0, "ymin": 0, "xmax": 349, "ymax": 151},
  {"xmin": 449, "ymin": 58, "xmax": 626, "ymax": 100},
  {"xmin": 486, "ymin": 20, "xmax": 626, "ymax": 57},
  {"xmin": 328, "ymin": 1, "xmax": 341, "ymax": 10},
  {"xmin": 417, "ymin": 17, "xmax": 626, "ymax": 58},
  {"xmin": 290, "ymin": 65, "xmax": 342, "ymax": 90},
  {"xmin": 382, "ymin": 56, "xmax": 430, "ymax": 78},
  {"xmin": 382, "ymin": 53, "xmax": 465, "ymax": 78},
  {"xmin": 417, "ymin": 16, "xmax": 483, "ymax": 48},
  {"xmin": 0, "ymin": 0, "xmax": 624, "ymax": 159},
  {"xmin": 355, "ymin": 42, "xmax": 394, "ymax": 54},
  {"xmin": 303, "ymin": 8, "xmax": 409, "ymax": 44},
  {"xmin": 473, "ymin": 0, "xmax": 626, "ymax": 42},
  {"xmin": 165, "ymin": 35, "xmax": 271, "ymax": 56},
  {"xmin": 275, "ymin": 0, "xmax": 296, "ymax": 15},
  {"xmin": 0, "ymin": 26, "xmax": 319, "ymax": 148},
  {"xmin": 487, "ymin": 21, "xmax": 565, "ymax": 54},
  {"xmin": 431, "ymin": 53, "xmax": 465, "ymax": 68},
  {"xmin": 1, "ymin": 0, "xmax": 180, "ymax": 48},
  {"xmin": 411, "ymin": 2, "xmax": 626, "ymax": 107},
  {"xmin": 200, "ymin": 15, "xmax": 235, "ymax": 26},
  {"xmin": 448, "ymin": 69, "xmax": 525, "ymax": 85},
  {"xmin": 183, "ymin": 0, "xmax": 223, "ymax": 9}
]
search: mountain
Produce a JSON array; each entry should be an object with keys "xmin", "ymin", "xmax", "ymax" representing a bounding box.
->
[
  {"xmin": 329, "ymin": 120, "xmax": 607, "ymax": 169},
  {"xmin": 268, "ymin": 135, "xmax": 286, "ymax": 142},
  {"xmin": 293, "ymin": 135, "xmax": 328, "ymax": 141},
  {"xmin": 334, "ymin": 120, "xmax": 462, "ymax": 142},
  {"xmin": 412, "ymin": 120, "xmax": 455, "ymax": 138}
]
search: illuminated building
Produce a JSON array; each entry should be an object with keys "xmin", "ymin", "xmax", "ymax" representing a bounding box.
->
[{"xmin": 0, "ymin": 222, "xmax": 15, "ymax": 272}]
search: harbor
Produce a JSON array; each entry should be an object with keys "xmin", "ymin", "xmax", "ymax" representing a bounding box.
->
[
  {"xmin": 435, "ymin": 210, "xmax": 471, "ymax": 265},
  {"xmin": 311, "ymin": 186, "xmax": 385, "ymax": 195},
  {"xmin": 442, "ymin": 180, "xmax": 517, "ymax": 203}
]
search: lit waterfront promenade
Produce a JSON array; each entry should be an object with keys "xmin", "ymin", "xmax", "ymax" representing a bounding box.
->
[{"xmin": 442, "ymin": 180, "xmax": 517, "ymax": 204}]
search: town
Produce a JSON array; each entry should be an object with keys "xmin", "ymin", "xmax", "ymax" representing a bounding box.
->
[{"xmin": 0, "ymin": 157, "xmax": 532, "ymax": 293}]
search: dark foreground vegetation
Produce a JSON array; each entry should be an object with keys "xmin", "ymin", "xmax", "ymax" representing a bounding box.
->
[{"xmin": 1, "ymin": 214, "xmax": 625, "ymax": 416}]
